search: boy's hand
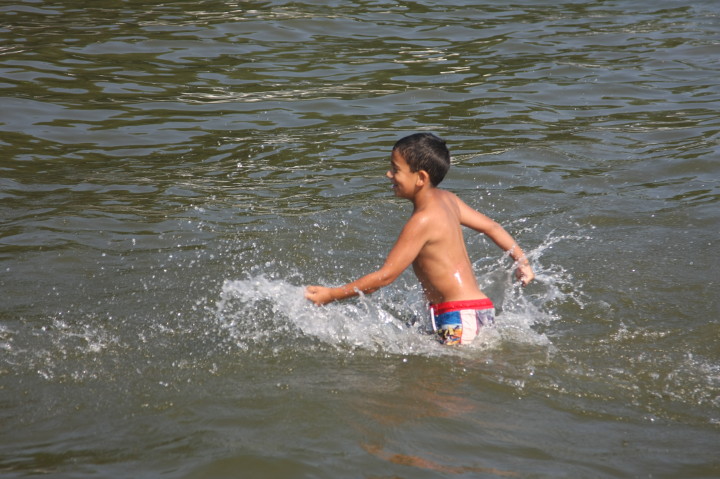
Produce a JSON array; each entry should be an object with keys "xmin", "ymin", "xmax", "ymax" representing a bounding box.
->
[
  {"xmin": 516, "ymin": 263, "xmax": 535, "ymax": 287},
  {"xmin": 305, "ymin": 285, "xmax": 335, "ymax": 306}
]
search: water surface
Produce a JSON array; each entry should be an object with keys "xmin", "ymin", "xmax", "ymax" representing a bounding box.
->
[{"xmin": 1, "ymin": 1, "xmax": 719, "ymax": 477}]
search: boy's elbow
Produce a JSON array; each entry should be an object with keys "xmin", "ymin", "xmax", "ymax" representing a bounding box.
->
[
  {"xmin": 486, "ymin": 221, "xmax": 504, "ymax": 235},
  {"xmin": 376, "ymin": 269, "xmax": 399, "ymax": 288}
]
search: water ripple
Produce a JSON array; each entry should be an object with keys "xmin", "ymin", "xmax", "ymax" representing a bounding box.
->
[{"xmin": 1, "ymin": 2, "xmax": 719, "ymax": 476}]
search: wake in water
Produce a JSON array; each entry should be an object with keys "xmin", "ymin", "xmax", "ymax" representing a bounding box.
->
[{"xmin": 212, "ymin": 231, "xmax": 585, "ymax": 358}]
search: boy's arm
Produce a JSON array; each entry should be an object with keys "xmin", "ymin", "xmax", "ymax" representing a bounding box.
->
[
  {"xmin": 305, "ymin": 270, "xmax": 394, "ymax": 306},
  {"xmin": 456, "ymin": 197, "xmax": 535, "ymax": 286},
  {"xmin": 305, "ymin": 213, "xmax": 430, "ymax": 306}
]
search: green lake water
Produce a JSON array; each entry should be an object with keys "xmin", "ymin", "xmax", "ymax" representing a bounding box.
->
[{"xmin": 1, "ymin": 1, "xmax": 719, "ymax": 477}]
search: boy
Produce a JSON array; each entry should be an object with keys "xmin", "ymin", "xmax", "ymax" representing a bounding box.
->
[{"xmin": 305, "ymin": 133, "xmax": 534, "ymax": 345}]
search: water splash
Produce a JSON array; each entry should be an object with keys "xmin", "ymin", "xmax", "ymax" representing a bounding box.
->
[
  {"xmin": 212, "ymin": 231, "xmax": 585, "ymax": 358},
  {"xmin": 213, "ymin": 276, "xmax": 438, "ymax": 356}
]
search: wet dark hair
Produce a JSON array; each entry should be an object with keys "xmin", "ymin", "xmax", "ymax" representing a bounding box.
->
[{"xmin": 393, "ymin": 133, "xmax": 451, "ymax": 186}]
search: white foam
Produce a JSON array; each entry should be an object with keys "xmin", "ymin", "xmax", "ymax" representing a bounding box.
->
[{"xmin": 212, "ymin": 230, "xmax": 586, "ymax": 357}]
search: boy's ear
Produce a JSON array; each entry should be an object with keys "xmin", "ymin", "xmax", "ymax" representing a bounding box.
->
[{"xmin": 416, "ymin": 169, "xmax": 431, "ymax": 186}]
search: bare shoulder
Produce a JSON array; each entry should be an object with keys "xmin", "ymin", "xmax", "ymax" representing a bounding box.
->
[
  {"xmin": 434, "ymin": 189, "xmax": 466, "ymax": 218},
  {"xmin": 402, "ymin": 196, "xmax": 446, "ymax": 236},
  {"xmin": 450, "ymin": 193, "xmax": 497, "ymax": 232},
  {"xmin": 405, "ymin": 205, "xmax": 434, "ymax": 229},
  {"xmin": 444, "ymin": 189, "xmax": 470, "ymax": 208}
]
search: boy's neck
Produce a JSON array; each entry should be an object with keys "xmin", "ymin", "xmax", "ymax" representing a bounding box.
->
[{"xmin": 410, "ymin": 184, "xmax": 438, "ymax": 210}]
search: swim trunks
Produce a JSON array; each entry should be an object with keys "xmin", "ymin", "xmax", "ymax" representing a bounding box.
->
[{"xmin": 430, "ymin": 298, "xmax": 495, "ymax": 345}]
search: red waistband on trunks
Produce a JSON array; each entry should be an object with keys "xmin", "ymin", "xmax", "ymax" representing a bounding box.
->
[{"xmin": 430, "ymin": 298, "xmax": 494, "ymax": 316}]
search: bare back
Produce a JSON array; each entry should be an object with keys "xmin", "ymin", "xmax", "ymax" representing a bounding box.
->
[{"xmin": 411, "ymin": 189, "xmax": 488, "ymax": 304}]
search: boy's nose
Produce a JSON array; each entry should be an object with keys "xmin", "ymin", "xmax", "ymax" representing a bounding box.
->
[{"xmin": 386, "ymin": 170, "xmax": 392, "ymax": 179}]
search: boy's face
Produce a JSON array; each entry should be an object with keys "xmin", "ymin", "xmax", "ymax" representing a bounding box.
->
[{"xmin": 386, "ymin": 149, "xmax": 419, "ymax": 199}]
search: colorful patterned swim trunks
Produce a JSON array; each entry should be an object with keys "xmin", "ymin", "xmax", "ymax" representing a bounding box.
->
[{"xmin": 430, "ymin": 298, "xmax": 495, "ymax": 345}]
